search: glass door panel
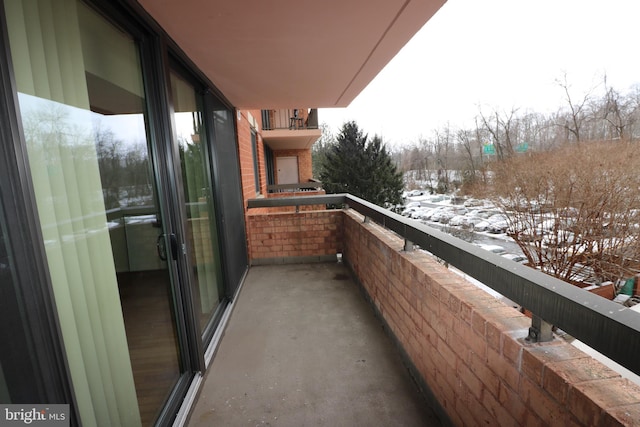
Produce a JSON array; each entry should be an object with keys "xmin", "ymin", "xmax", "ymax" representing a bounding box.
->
[
  {"xmin": 5, "ymin": 1, "xmax": 183, "ymax": 425},
  {"xmin": 169, "ymin": 71, "xmax": 224, "ymax": 335}
]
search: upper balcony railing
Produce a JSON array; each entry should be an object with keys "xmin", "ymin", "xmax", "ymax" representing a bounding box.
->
[
  {"xmin": 261, "ymin": 108, "xmax": 319, "ymax": 131},
  {"xmin": 247, "ymin": 193, "xmax": 640, "ymax": 378},
  {"xmin": 266, "ymin": 179, "xmax": 323, "ymax": 194}
]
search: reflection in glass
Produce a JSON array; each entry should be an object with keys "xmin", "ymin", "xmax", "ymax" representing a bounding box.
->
[
  {"xmin": 5, "ymin": 0, "xmax": 181, "ymax": 425},
  {"xmin": 170, "ymin": 72, "xmax": 224, "ymax": 334}
]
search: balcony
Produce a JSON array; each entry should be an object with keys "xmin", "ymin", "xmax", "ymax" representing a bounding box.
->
[
  {"xmin": 187, "ymin": 194, "xmax": 640, "ymax": 426},
  {"xmin": 188, "ymin": 262, "xmax": 441, "ymax": 426},
  {"xmin": 261, "ymin": 109, "xmax": 322, "ymax": 150}
]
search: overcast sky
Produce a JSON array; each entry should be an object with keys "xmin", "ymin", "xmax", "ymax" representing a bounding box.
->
[{"xmin": 320, "ymin": 0, "xmax": 640, "ymax": 147}]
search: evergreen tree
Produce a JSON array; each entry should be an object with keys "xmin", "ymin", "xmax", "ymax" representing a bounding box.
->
[
  {"xmin": 311, "ymin": 123, "xmax": 333, "ymax": 180},
  {"xmin": 318, "ymin": 121, "xmax": 403, "ymax": 207}
]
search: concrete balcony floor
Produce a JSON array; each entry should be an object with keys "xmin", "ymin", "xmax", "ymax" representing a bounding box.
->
[{"xmin": 188, "ymin": 262, "xmax": 442, "ymax": 426}]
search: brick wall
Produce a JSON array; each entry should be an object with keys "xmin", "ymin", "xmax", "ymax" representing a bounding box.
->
[
  {"xmin": 246, "ymin": 210, "xmax": 343, "ymax": 263},
  {"xmin": 341, "ymin": 210, "xmax": 640, "ymax": 426},
  {"xmin": 237, "ymin": 109, "xmax": 267, "ymax": 205}
]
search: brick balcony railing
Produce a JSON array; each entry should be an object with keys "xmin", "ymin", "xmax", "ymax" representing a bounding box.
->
[{"xmin": 246, "ymin": 194, "xmax": 640, "ymax": 426}]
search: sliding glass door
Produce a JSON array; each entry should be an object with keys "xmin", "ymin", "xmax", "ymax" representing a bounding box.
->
[
  {"xmin": 169, "ymin": 70, "xmax": 225, "ymax": 337},
  {"xmin": 3, "ymin": 1, "xmax": 191, "ymax": 425}
]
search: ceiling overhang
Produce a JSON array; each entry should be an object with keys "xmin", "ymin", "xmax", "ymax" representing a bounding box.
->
[
  {"xmin": 262, "ymin": 129, "xmax": 322, "ymax": 151},
  {"xmin": 137, "ymin": 0, "xmax": 446, "ymax": 109}
]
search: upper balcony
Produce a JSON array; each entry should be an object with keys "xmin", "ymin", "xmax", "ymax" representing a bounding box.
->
[
  {"xmin": 187, "ymin": 194, "xmax": 640, "ymax": 426},
  {"xmin": 261, "ymin": 109, "xmax": 322, "ymax": 151}
]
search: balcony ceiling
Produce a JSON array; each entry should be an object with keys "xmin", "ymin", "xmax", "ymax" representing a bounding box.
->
[
  {"xmin": 137, "ymin": 0, "xmax": 446, "ymax": 109},
  {"xmin": 262, "ymin": 128, "xmax": 322, "ymax": 151}
]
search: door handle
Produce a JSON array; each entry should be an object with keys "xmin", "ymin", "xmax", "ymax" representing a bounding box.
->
[
  {"xmin": 157, "ymin": 234, "xmax": 168, "ymax": 261},
  {"xmin": 156, "ymin": 233, "xmax": 179, "ymax": 261}
]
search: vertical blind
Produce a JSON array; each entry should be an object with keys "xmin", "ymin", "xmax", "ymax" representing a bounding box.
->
[{"xmin": 5, "ymin": 0, "xmax": 141, "ymax": 425}]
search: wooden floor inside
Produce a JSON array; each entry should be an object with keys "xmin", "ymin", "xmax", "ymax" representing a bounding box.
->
[{"xmin": 118, "ymin": 270, "xmax": 182, "ymax": 427}]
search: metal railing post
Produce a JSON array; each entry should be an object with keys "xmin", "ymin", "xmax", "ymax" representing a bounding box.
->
[
  {"xmin": 404, "ymin": 239, "xmax": 414, "ymax": 252},
  {"xmin": 527, "ymin": 315, "xmax": 553, "ymax": 342}
]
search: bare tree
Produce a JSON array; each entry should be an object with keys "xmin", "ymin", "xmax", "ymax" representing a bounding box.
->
[
  {"xmin": 554, "ymin": 72, "xmax": 596, "ymax": 143},
  {"xmin": 432, "ymin": 125, "xmax": 454, "ymax": 193},
  {"xmin": 478, "ymin": 107, "xmax": 519, "ymax": 160},
  {"xmin": 418, "ymin": 137, "xmax": 436, "ymax": 190},
  {"xmin": 457, "ymin": 129, "xmax": 475, "ymax": 174},
  {"xmin": 600, "ymin": 75, "xmax": 637, "ymax": 140},
  {"xmin": 483, "ymin": 142, "xmax": 640, "ymax": 285},
  {"xmin": 456, "ymin": 127, "xmax": 487, "ymax": 191}
]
